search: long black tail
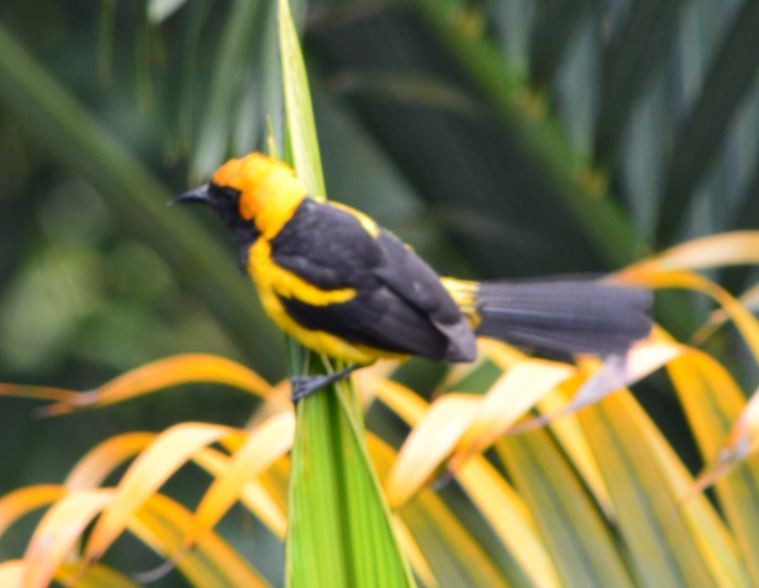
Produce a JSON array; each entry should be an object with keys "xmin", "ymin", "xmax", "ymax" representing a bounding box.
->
[{"xmin": 474, "ymin": 279, "xmax": 653, "ymax": 358}]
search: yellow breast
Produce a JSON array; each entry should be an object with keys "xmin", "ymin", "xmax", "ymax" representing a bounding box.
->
[{"xmin": 246, "ymin": 239, "xmax": 402, "ymax": 364}]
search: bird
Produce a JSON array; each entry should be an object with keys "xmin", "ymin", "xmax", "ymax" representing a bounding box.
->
[{"xmin": 174, "ymin": 152, "xmax": 652, "ymax": 402}]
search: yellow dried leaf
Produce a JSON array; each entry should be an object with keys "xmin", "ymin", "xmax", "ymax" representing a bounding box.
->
[
  {"xmin": 619, "ymin": 269, "xmax": 759, "ymax": 362},
  {"xmin": 392, "ymin": 515, "xmax": 438, "ymax": 588},
  {"xmin": 23, "ymin": 489, "xmax": 113, "ymax": 588},
  {"xmin": 595, "ymin": 383, "xmax": 750, "ymax": 587},
  {"xmin": 193, "ymin": 448, "xmax": 288, "ymax": 539},
  {"xmin": 693, "ymin": 283, "xmax": 759, "ymax": 346},
  {"xmin": 535, "ymin": 386, "xmax": 612, "ymax": 513},
  {"xmin": 510, "ymin": 339, "xmax": 682, "ymax": 434},
  {"xmin": 66, "ymin": 432, "xmax": 156, "ymax": 490},
  {"xmin": 0, "ymin": 561, "xmax": 23, "ymax": 586},
  {"xmin": 385, "ymin": 394, "xmax": 481, "ymax": 508},
  {"xmin": 368, "ymin": 435, "xmax": 511, "ymax": 587},
  {"xmin": 55, "ymin": 562, "xmax": 138, "ymax": 587},
  {"xmin": 372, "ymin": 379, "xmax": 556, "ymax": 585},
  {"xmin": 0, "ymin": 383, "xmax": 78, "ymax": 403},
  {"xmin": 375, "ymin": 380, "xmax": 428, "ymax": 425},
  {"xmin": 476, "ymin": 337, "xmax": 526, "ymax": 369},
  {"xmin": 129, "ymin": 493, "xmax": 268, "ymax": 586},
  {"xmin": 724, "ymin": 385, "xmax": 759, "ymax": 458},
  {"xmin": 456, "ymin": 458, "xmax": 560, "ymax": 587},
  {"xmin": 85, "ymin": 423, "xmax": 238, "ymax": 559},
  {"xmin": 625, "ymin": 231, "xmax": 759, "ymax": 273},
  {"xmin": 451, "ymin": 358, "xmax": 576, "ymax": 468},
  {"xmin": 0, "ymin": 484, "xmax": 64, "ymax": 537},
  {"xmin": 691, "ymin": 385, "xmax": 759, "ymax": 495},
  {"xmin": 43, "ymin": 354, "xmax": 272, "ymax": 415},
  {"xmin": 185, "ymin": 411, "xmax": 295, "ymax": 546}
]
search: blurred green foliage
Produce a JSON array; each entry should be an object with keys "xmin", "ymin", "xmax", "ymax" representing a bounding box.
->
[{"xmin": 0, "ymin": 0, "xmax": 757, "ymax": 584}]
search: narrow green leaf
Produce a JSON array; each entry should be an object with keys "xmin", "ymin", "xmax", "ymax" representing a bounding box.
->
[
  {"xmin": 414, "ymin": 0, "xmax": 646, "ymax": 267},
  {"xmin": 496, "ymin": 431, "xmax": 635, "ymax": 588},
  {"xmin": 730, "ymin": 167, "xmax": 759, "ymax": 231},
  {"xmin": 191, "ymin": 0, "xmax": 264, "ymax": 179},
  {"xmin": 234, "ymin": 0, "xmax": 283, "ymax": 157},
  {"xmin": 657, "ymin": 0, "xmax": 759, "ymax": 244},
  {"xmin": 370, "ymin": 437, "xmax": 513, "ymax": 587},
  {"xmin": 286, "ymin": 387, "xmax": 349, "ymax": 586},
  {"xmin": 593, "ymin": 0, "xmax": 686, "ymax": 163},
  {"xmin": 170, "ymin": 0, "xmax": 207, "ymax": 159},
  {"xmin": 277, "ymin": 0, "xmax": 325, "ymax": 199},
  {"xmin": 287, "ymin": 376, "xmax": 414, "ymax": 587},
  {"xmin": 331, "ymin": 71, "xmax": 482, "ymax": 118},
  {"xmin": 131, "ymin": 494, "xmax": 269, "ymax": 586},
  {"xmin": 528, "ymin": 0, "xmax": 595, "ymax": 88},
  {"xmin": 96, "ymin": 0, "xmax": 116, "ymax": 84},
  {"xmin": 277, "ymin": 2, "xmax": 413, "ymax": 585},
  {"xmin": 58, "ymin": 563, "xmax": 140, "ymax": 588},
  {"xmin": 668, "ymin": 351, "xmax": 759, "ymax": 585},
  {"xmin": 147, "ymin": 0, "xmax": 188, "ymax": 24},
  {"xmin": 578, "ymin": 392, "xmax": 722, "ymax": 587}
]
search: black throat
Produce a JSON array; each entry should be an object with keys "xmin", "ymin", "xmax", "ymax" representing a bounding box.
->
[{"xmin": 207, "ymin": 183, "xmax": 260, "ymax": 272}]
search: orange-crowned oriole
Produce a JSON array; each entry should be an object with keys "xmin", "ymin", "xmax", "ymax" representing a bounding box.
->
[{"xmin": 175, "ymin": 152, "xmax": 652, "ymax": 401}]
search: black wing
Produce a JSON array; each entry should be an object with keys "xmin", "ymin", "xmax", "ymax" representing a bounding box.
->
[{"xmin": 270, "ymin": 199, "xmax": 476, "ymax": 361}]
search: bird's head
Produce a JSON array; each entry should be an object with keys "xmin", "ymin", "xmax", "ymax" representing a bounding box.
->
[{"xmin": 173, "ymin": 152, "xmax": 305, "ymax": 236}]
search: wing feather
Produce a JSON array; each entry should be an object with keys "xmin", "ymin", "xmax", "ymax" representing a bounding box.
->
[{"xmin": 269, "ymin": 200, "xmax": 476, "ymax": 361}]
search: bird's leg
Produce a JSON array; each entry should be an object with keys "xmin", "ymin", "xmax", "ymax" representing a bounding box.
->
[{"xmin": 290, "ymin": 364, "xmax": 360, "ymax": 404}]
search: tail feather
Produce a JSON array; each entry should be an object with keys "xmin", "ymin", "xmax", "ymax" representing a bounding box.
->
[{"xmin": 474, "ymin": 279, "xmax": 652, "ymax": 358}]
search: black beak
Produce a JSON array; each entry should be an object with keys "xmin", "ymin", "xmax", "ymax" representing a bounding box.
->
[{"xmin": 170, "ymin": 183, "xmax": 211, "ymax": 205}]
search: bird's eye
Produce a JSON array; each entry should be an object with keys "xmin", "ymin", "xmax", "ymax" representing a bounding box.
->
[
  {"xmin": 205, "ymin": 183, "xmax": 246, "ymax": 227},
  {"xmin": 208, "ymin": 184, "xmax": 241, "ymax": 202}
]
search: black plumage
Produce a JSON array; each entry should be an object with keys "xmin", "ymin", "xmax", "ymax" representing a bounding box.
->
[
  {"xmin": 475, "ymin": 280, "xmax": 652, "ymax": 358},
  {"xmin": 270, "ymin": 199, "xmax": 477, "ymax": 361}
]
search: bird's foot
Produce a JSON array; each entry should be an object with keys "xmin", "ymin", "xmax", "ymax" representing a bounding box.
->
[{"xmin": 290, "ymin": 364, "xmax": 359, "ymax": 404}]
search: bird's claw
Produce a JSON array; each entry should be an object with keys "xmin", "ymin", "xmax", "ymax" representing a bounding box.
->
[
  {"xmin": 289, "ymin": 365, "xmax": 360, "ymax": 404},
  {"xmin": 290, "ymin": 374, "xmax": 330, "ymax": 403}
]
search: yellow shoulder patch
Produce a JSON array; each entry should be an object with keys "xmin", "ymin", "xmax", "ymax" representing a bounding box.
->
[{"xmin": 328, "ymin": 202, "xmax": 380, "ymax": 237}]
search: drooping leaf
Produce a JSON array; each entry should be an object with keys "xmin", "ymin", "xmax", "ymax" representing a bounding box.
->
[
  {"xmin": 65, "ymin": 432, "xmax": 156, "ymax": 490},
  {"xmin": 185, "ymin": 411, "xmax": 294, "ymax": 546},
  {"xmin": 192, "ymin": 448, "xmax": 288, "ymax": 540},
  {"xmin": 497, "ymin": 431, "xmax": 635, "ymax": 588},
  {"xmin": 620, "ymin": 270, "xmax": 759, "ymax": 362},
  {"xmin": 369, "ymin": 435, "xmax": 512, "ymax": 588},
  {"xmin": 0, "ymin": 383, "xmax": 79, "ymax": 404},
  {"xmin": 23, "ymin": 489, "xmax": 113, "ymax": 588},
  {"xmin": 509, "ymin": 339, "xmax": 682, "ymax": 434},
  {"xmin": 578, "ymin": 391, "xmax": 727, "ymax": 587},
  {"xmin": 85, "ymin": 423, "xmax": 238, "ymax": 560},
  {"xmin": 385, "ymin": 393, "xmax": 481, "ymax": 507},
  {"xmin": 41, "ymin": 353, "xmax": 272, "ymax": 416},
  {"xmin": 452, "ymin": 358, "xmax": 576, "ymax": 462},
  {"xmin": 0, "ymin": 560, "xmax": 138, "ymax": 588},
  {"xmin": 666, "ymin": 345, "xmax": 759, "ymax": 585},
  {"xmin": 623, "ymin": 231, "xmax": 759, "ymax": 273},
  {"xmin": 129, "ymin": 493, "xmax": 269, "ymax": 586},
  {"xmin": 55, "ymin": 561, "xmax": 139, "ymax": 588},
  {"xmin": 375, "ymin": 380, "xmax": 559, "ymax": 587},
  {"xmin": 0, "ymin": 485, "xmax": 64, "ymax": 537}
]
